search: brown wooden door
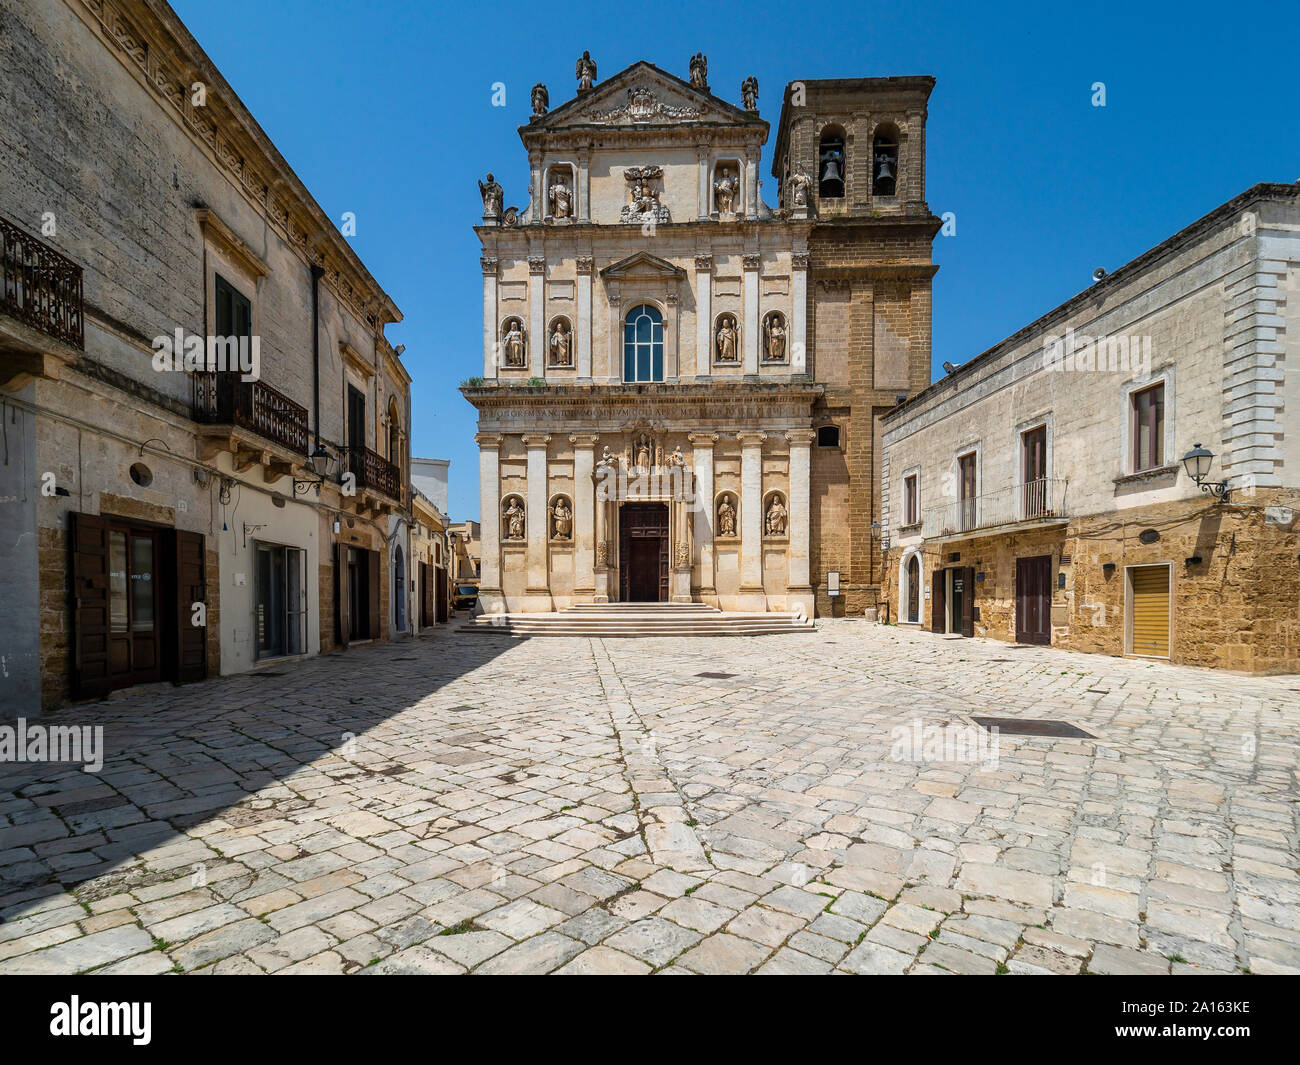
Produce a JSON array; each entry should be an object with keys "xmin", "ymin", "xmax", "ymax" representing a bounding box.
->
[
  {"xmin": 71, "ymin": 512, "xmax": 112, "ymax": 698},
  {"xmin": 367, "ymin": 549, "xmax": 381, "ymax": 638},
  {"xmin": 174, "ymin": 530, "xmax": 207, "ymax": 682},
  {"xmin": 436, "ymin": 567, "xmax": 448, "ymax": 623},
  {"xmin": 960, "ymin": 566, "xmax": 975, "ymax": 637},
  {"xmin": 618, "ymin": 504, "xmax": 668, "ymax": 602},
  {"xmin": 334, "ymin": 541, "xmax": 349, "ymax": 648},
  {"xmin": 905, "ymin": 556, "xmax": 920, "ymax": 624},
  {"xmin": 1015, "ymin": 555, "xmax": 1052, "ymax": 645},
  {"xmin": 931, "ymin": 567, "xmax": 946, "ymax": 633}
]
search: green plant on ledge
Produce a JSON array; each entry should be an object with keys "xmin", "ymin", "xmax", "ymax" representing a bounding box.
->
[
  {"xmin": 526, "ymin": 376, "xmax": 544, "ymax": 386},
  {"xmin": 460, "ymin": 376, "xmax": 485, "ymax": 388}
]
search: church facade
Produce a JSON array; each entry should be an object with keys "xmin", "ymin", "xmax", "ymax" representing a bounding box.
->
[{"xmin": 463, "ymin": 56, "xmax": 938, "ymax": 616}]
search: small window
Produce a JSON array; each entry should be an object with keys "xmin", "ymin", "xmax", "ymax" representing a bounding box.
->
[
  {"xmin": 816, "ymin": 425, "xmax": 840, "ymax": 448},
  {"xmin": 215, "ymin": 274, "xmax": 251, "ymax": 343},
  {"xmin": 903, "ymin": 474, "xmax": 919, "ymax": 526},
  {"xmin": 1132, "ymin": 383, "xmax": 1165, "ymax": 472}
]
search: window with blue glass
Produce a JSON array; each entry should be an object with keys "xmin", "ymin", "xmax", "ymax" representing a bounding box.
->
[{"xmin": 623, "ymin": 304, "xmax": 664, "ymax": 382}]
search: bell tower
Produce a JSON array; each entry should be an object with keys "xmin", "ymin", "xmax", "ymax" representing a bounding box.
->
[
  {"xmin": 771, "ymin": 76, "xmax": 934, "ymax": 218},
  {"xmin": 773, "ymin": 75, "xmax": 940, "ymax": 617}
]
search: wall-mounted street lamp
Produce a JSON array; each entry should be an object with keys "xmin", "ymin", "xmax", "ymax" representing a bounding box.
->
[
  {"xmin": 1181, "ymin": 442, "xmax": 1231, "ymax": 502},
  {"xmin": 293, "ymin": 444, "xmax": 336, "ymax": 497}
]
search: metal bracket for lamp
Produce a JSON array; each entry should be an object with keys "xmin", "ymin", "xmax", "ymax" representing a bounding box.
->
[
  {"xmin": 293, "ymin": 444, "xmax": 337, "ymax": 497},
  {"xmin": 1181, "ymin": 443, "xmax": 1230, "ymax": 502}
]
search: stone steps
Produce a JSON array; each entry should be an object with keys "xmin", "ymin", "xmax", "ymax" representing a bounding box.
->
[{"xmin": 461, "ymin": 602, "xmax": 814, "ymax": 637}]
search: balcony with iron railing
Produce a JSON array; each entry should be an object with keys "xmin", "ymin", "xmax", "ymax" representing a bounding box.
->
[
  {"xmin": 0, "ymin": 215, "xmax": 84, "ymax": 350},
  {"xmin": 193, "ymin": 371, "xmax": 309, "ymax": 456},
  {"xmin": 921, "ymin": 478, "xmax": 1070, "ymax": 540},
  {"xmin": 347, "ymin": 444, "xmax": 401, "ymax": 501}
]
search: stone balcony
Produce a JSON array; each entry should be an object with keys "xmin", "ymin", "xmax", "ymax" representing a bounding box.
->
[{"xmin": 0, "ymin": 215, "xmax": 84, "ymax": 392}]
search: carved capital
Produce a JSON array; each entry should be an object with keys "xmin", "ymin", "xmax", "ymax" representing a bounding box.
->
[
  {"xmin": 694, "ymin": 253, "xmax": 713, "ymax": 272},
  {"xmin": 785, "ymin": 429, "xmax": 817, "ymax": 447},
  {"xmin": 575, "ymin": 255, "xmax": 594, "ymax": 274},
  {"xmin": 528, "ymin": 256, "xmax": 547, "ymax": 275},
  {"xmin": 475, "ymin": 432, "xmax": 504, "ymax": 449},
  {"xmin": 568, "ymin": 432, "xmax": 600, "ymax": 448},
  {"xmin": 736, "ymin": 430, "xmax": 767, "ymax": 448},
  {"xmin": 688, "ymin": 431, "xmax": 719, "ymax": 448},
  {"xmin": 521, "ymin": 433, "xmax": 552, "ymax": 448},
  {"xmin": 742, "ymin": 254, "xmax": 761, "ymax": 271},
  {"xmin": 480, "ymin": 255, "xmax": 499, "ymax": 276},
  {"xmin": 792, "ymin": 252, "xmax": 810, "ymax": 270}
]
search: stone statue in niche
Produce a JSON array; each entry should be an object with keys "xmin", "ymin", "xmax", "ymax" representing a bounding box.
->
[
  {"xmin": 689, "ymin": 52, "xmax": 708, "ymax": 91},
  {"xmin": 763, "ymin": 313, "xmax": 787, "ymax": 362},
  {"xmin": 504, "ymin": 498, "xmax": 525, "ymax": 540},
  {"xmin": 620, "ymin": 166, "xmax": 669, "ymax": 224},
  {"xmin": 669, "ymin": 445, "xmax": 686, "ymax": 468},
  {"xmin": 478, "ymin": 173, "xmax": 503, "ymax": 218},
  {"xmin": 788, "ymin": 170, "xmax": 813, "ymax": 208},
  {"xmin": 715, "ymin": 315, "xmax": 738, "ymax": 362},
  {"xmin": 548, "ymin": 172, "xmax": 572, "ymax": 219},
  {"xmin": 741, "ymin": 75, "xmax": 759, "ymax": 112},
  {"xmin": 713, "ymin": 167, "xmax": 739, "ymax": 214},
  {"xmin": 633, "ymin": 434, "xmax": 654, "ymax": 471},
  {"xmin": 765, "ymin": 495, "xmax": 787, "ymax": 536},
  {"xmin": 597, "ymin": 445, "xmax": 618, "ymax": 472},
  {"xmin": 531, "ymin": 82, "xmax": 549, "ymax": 117},
  {"xmin": 548, "ymin": 320, "xmax": 572, "ymax": 366},
  {"xmin": 501, "ymin": 319, "xmax": 526, "ymax": 367},
  {"xmin": 718, "ymin": 496, "xmax": 737, "ymax": 537},
  {"xmin": 575, "ymin": 51, "xmax": 597, "ymax": 92},
  {"xmin": 550, "ymin": 498, "xmax": 572, "ymax": 539}
]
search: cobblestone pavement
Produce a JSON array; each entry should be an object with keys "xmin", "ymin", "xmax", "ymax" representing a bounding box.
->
[{"xmin": 2, "ymin": 622, "xmax": 1298, "ymax": 975}]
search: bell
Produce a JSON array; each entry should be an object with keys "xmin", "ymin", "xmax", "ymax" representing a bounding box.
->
[
  {"xmin": 820, "ymin": 157, "xmax": 842, "ymax": 184},
  {"xmin": 875, "ymin": 155, "xmax": 895, "ymax": 182}
]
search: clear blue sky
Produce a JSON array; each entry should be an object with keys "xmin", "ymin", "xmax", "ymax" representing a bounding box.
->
[{"xmin": 171, "ymin": 0, "xmax": 1298, "ymax": 522}]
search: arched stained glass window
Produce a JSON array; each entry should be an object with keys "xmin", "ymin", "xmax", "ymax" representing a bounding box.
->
[{"xmin": 623, "ymin": 304, "xmax": 664, "ymax": 383}]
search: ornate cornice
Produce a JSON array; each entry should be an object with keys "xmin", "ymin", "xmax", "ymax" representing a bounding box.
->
[{"xmin": 73, "ymin": 0, "xmax": 402, "ymax": 332}]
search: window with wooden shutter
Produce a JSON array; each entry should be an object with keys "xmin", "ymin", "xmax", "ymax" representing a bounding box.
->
[{"xmin": 1129, "ymin": 565, "xmax": 1170, "ymax": 658}]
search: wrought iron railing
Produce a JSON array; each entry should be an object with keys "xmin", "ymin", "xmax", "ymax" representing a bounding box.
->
[
  {"xmin": 0, "ymin": 215, "xmax": 84, "ymax": 348},
  {"xmin": 922, "ymin": 478, "xmax": 1069, "ymax": 538},
  {"xmin": 348, "ymin": 444, "xmax": 401, "ymax": 500},
  {"xmin": 193, "ymin": 372, "xmax": 309, "ymax": 455}
]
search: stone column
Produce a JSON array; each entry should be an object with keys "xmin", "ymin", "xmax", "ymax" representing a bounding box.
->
[
  {"xmin": 744, "ymin": 153, "xmax": 759, "ymax": 220},
  {"xmin": 481, "ymin": 257, "xmax": 498, "ymax": 378},
  {"xmin": 694, "ymin": 255, "xmax": 712, "ymax": 379},
  {"xmin": 786, "ymin": 429, "xmax": 815, "ymax": 616},
  {"xmin": 791, "ymin": 251, "xmax": 808, "ymax": 374},
  {"xmin": 696, "ymin": 145, "xmax": 710, "ymax": 220},
  {"xmin": 528, "ymin": 256, "xmax": 546, "ymax": 377},
  {"xmin": 607, "ymin": 282, "xmax": 622, "ymax": 384},
  {"xmin": 742, "ymin": 255, "xmax": 760, "ymax": 374},
  {"xmin": 529, "ymin": 150, "xmax": 543, "ymax": 223},
  {"xmin": 576, "ymin": 256, "xmax": 593, "ymax": 379},
  {"xmin": 577, "ymin": 147, "xmax": 591, "ymax": 222},
  {"xmin": 571, "ymin": 433, "xmax": 598, "ymax": 596},
  {"xmin": 737, "ymin": 430, "xmax": 766, "ymax": 609},
  {"xmin": 689, "ymin": 432, "xmax": 717, "ymax": 602},
  {"xmin": 476, "ymin": 433, "xmax": 503, "ymax": 612},
  {"xmin": 522, "ymin": 434, "xmax": 552, "ymax": 608},
  {"xmin": 594, "ymin": 463, "xmax": 611, "ymax": 603}
]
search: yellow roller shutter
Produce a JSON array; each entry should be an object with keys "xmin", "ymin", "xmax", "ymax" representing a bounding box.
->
[{"xmin": 1130, "ymin": 566, "xmax": 1170, "ymax": 658}]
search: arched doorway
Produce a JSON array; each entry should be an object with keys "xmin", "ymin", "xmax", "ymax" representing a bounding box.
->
[
  {"xmin": 905, "ymin": 554, "xmax": 920, "ymax": 623},
  {"xmin": 393, "ymin": 545, "xmax": 406, "ymax": 632}
]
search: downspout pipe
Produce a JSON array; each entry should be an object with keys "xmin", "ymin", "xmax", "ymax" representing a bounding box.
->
[{"xmin": 310, "ymin": 263, "xmax": 325, "ymax": 450}]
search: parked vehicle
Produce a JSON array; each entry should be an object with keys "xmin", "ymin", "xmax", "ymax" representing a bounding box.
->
[{"xmin": 453, "ymin": 583, "xmax": 479, "ymax": 610}]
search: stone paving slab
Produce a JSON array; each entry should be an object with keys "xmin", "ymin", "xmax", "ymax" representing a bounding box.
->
[{"xmin": 1, "ymin": 622, "xmax": 1297, "ymax": 974}]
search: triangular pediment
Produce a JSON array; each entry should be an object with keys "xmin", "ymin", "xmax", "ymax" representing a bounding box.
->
[
  {"xmin": 529, "ymin": 61, "xmax": 764, "ymax": 133},
  {"xmin": 599, "ymin": 251, "xmax": 686, "ymax": 280}
]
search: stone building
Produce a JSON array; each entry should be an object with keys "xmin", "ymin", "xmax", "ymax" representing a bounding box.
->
[
  {"xmin": 881, "ymin": 183, "xmax": 1300, "ymax": 673},
  {"xmin": 448, "ymin": 520, "xmax": 482, "ymax": 585},
  {"xmin": 463, "ymin": 57, "xmax": 937, "ymax": 616},
  {"xmin": 0, "ymin": 0, "xmax": 411, "ymax": 711},
  {"xmin": 410, "ymin": 490, "xmax": 450, "ymax": 630}
]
